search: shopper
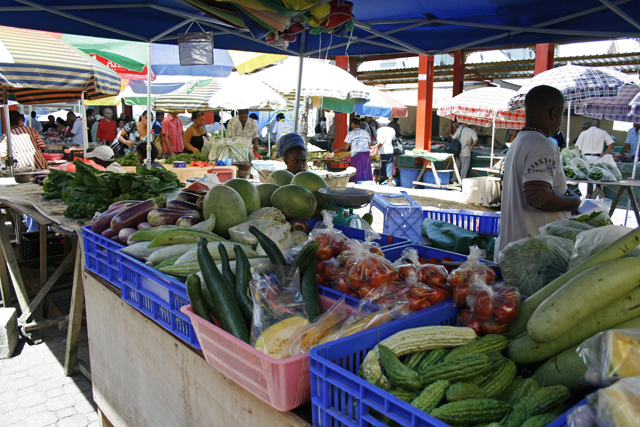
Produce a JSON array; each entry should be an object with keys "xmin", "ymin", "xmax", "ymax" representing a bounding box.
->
[
  {"xmin": 65, "ymin": 112, "xmax": 84, "ymax": 146},
  {"xmin": 451, "ymin": 120, "xmax": 478, "ymax": 180},
  {"xmin": 183, "ymin": 111, "xmax": 207, "ymax": 154},
  {"xmin": 270, "ymin": 113, "xmax": 285, "ymax": 145},
  {"xmin": 114, "ymin": 111, "xmax": 152, "ymax": 158},
  {"xmin": 575, "ymin": 118, "xmax": 614, "ymax": 157},
  {"xmin": 161, "ymin": 112, "xmax": 184, "ymax": 158},
  {"xmin": 375, "ymin": 123, "xmax": 396, "ymax": 185},
  {"xmin": 342, "ymin": 118, "xmax": 372, "ymax": 183},
  {"xmin": 96, "ymin": 108, "xmax": 118, "ymax": 144},
  {"xmin": 136, "ymin": 141, "xmax": 165, "ymax": 169}
]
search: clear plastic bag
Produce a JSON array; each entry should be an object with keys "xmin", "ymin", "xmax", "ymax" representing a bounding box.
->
[
  {"xmin": 567, "ymin": 404, "xmax": 598, "ymax": 427},
  {"xmin": 343, "ymin": 240, "xmax": 399, "ymax": 298},
  {"xmin": 448, "ymin": 246, "xmax": 496, "ymax": 306},
  {"xmin": 570, "ymin": 156, "xmax": 590, "ymax": 178},
  {"xmin": 588, "ymin": 166, "xmax": 617, "ymax": 182},
  {"xmin": 499, "ymin": 234, "xmax": 574, "ymax": 296},
  {"xmin": 460, "ymin": 276, "xmax": 521, "ymax": 336},
  {"xmin": 392, "ymin": 247, "xmax": 450, "ymax": 306},
  {"xmin": 539, "ymin": 219, "xmax": 595, "ymax": 242},
  {"xmin": 562, "ymin": 146, "xmax": 584, "ymax": 166},
  {"xmin": 310, "ymin": 210, "xmax": 348, "ymax": 260},
  {"xmin": 569, "ymin": 226, "xmax": 640, "ymax": 270},
  {"xmin": 577, "ymin": 328, "xmax": 640, "ymax": 387},
  {"xmin": 564, "ymin": 165, "xmax": 582, "ymax": 180},
  {"xmin": 336, "ymin": 229, "xmax": 384, "ymax": 265},
  {"xmin": 593, "ymin": 376, "xmax": 640, "ymax": 427},
  {"xmin": 570, "ymin": 208, "xmax": 613, "ymax": 228},
  {"xmin": 249, "ymin": 263, "xmax": 308, "ymax": 357}
]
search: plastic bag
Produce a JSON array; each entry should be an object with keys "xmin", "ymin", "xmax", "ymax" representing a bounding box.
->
[
  {"xmin": 499, "ymin": 234, "xmax": 574, "ymax": 296},
  {"xmin": 593, "ymin": 376, "xmax": 640, "ymax": 427},
  {"xmin": 567, "ymin": 404, "xmax": 598, "ymax": 427},
  {"xmin": 564, "ymin": 165, "xmax": 581, "ymax": 180},
  {"xmin": 569, "ymin": 226, "xmax": 640, "ymax": 270},
  {"xmin": 539, "ymin": 219, "xmax": 595, "ymax": 242},
  {"xmin": 449, "ymin": 246, "xmax": 497, "ymax": 305},
  {"xmin": 577, "ymin": 329, "xmax": 640, "ymax": 387},
  {"xmin": 570, "ymin": 208, "xmax": 613, "ymax": 228},
  {"xmin": 249, "ymin": 263, "xmax": 308, "ymax": 357},
  {"xmin": 343, "ymin": 240, "xmax": 399, "ymax": 298},
  {"xmin": 310, "ymin": 210, "xmax": 348, "ymax": 260},
  {"xmin": 588, "ymin": 166, "xmax": 617, "ymax": 182},
  {"xmin": 562, "ymin": 146, "xmax": 583, "ymax": 166},
  {"xmin": 337, "ymin": 229, "xmax": 384, "ymax": 264},
  {"xmin": 460, "ymin": 277, "xmax": 521, "ymax": 336},
  {"xmin": 393, "ymin": 247, "xmax": 450, "ymax": 294},
  {"xmin": 570, "ymin": 156, "xmax": 590, "ymax": 177}
]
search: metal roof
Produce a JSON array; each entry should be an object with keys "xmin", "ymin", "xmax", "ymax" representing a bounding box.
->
[{"xmin": 357, "ymin": 52, "xmax": 640, "ymax": 86}]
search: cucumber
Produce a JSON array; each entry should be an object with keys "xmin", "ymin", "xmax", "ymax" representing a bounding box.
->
[
  {"xmin": 129, "ymin": 225, "xmax": 180, "ymax": 242},
  {"xmin": 148, "ymin": 228, "xmax": 226, "ymax": 248},
  {"xmin": 218, "ymin": 243, "xmax": 236, "ymax": 293},
  {"xmin": 197, "ymin": 238, "xmax": 250, "ymax": 343},
  {"xmin": 234, "ymin": 244, "xmax": 254, "ymax": 324},
  {"xmin": 199, "ymin": 270, "xmax": 219, "ymax": 321},
  {"xmin": 301, "ymin": 255, "xmax": 321, "ymax": 321},
  {"xmin": 507, "ymin": 226, "xmax": 640, "ymax": 339},
  {"xmin": 528, "ymin": 258, "xmax": 640, "ymax": 343},
  {"xmin": 248, "ymin": 226, "xmax": 286, "ymax": 265},
  {"xmin": 185, "ymin": 273, "xmax": 214, "ymax": 324},
  {"xmin": 154, "ymin": 253, "xmax": 182, "ymax": 270},
  {"xmin": 533, "ymin": 344, "xmax": 588, "ymax": 392},
  {"xmin": 291, "ymin": 240, "xmax": 319, "ymax": 272},
  {"xmin": 507, "ymin": 290, "xmax": 640, "ymax": 364}
]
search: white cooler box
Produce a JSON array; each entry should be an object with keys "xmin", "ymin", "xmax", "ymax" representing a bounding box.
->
[{"xmin": 462, "ymin": 176, "xmax": 502, "ymax": 204}]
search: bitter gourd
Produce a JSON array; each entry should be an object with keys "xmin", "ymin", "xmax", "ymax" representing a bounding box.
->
[
  {"xmin": 446, "ymin": 382, "xmax": 486, "ymax": 402},
  {"xmin": 430, "ymin": 399, "xmax": 510, "ymax": 424},
  {"xmin": 444, "ymin": 335, "xmax": 509, "ymax": 362},
  {"xmin": 410, "ymin": 380, "xmax": 450, "ymax": 413},
  {"xmin": 378, "ymin": 344, "xmax": 422, "ymax": 391},
  {"xmin": 481, "ymin": 359, "xmax": 516, "ymax": 398},
  {"xmin": 419, "ymin": 354, "xmax": 492, "ymax": 386}
]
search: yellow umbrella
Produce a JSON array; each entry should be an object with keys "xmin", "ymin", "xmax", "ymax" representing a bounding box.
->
[{"xmin": 228, "ymin": 50, "xmax": 288, "ymax": 75}]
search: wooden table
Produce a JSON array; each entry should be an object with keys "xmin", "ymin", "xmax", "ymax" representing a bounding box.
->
[
  {"xmin": 122, "ymin": 164, "xmax": 237, "ymax": 183},
  {"xmin": 567, "ymin": 178, "xmax": 640, "ymax": 223},
  {"xmin": 83, "ymin": 271, "xmax": 310, "ymax": 427}
]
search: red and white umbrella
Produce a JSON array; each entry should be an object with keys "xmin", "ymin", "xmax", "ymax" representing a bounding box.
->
[{"xmin": 437, "ymin": 86, "xmax": 525, "ymax": 163}]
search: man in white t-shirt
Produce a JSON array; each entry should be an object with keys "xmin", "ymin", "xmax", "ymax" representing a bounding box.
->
[
  {"xmin": 495, "ymin": 85, "xmax": 581, "ymax": 259},
  {"xmin": 66, "ymin": 112, "xmax": 84, "ymax": 146},
  {"xmin": 375, "ymin": 124, "xmax": 396, "ymax": 185},
  {"xmin": 451, "ymin": 121, "xmax": 478, "ymax": 180},
  {"xmin": 575, "ymin": 119, "xmax": 614, "ymax": 157},
  {"xmin": 26, "ymin": 111, "xmax": 42, "ymax": 132}
]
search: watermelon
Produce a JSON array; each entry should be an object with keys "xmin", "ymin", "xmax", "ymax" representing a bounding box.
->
[
  {"xmin": 202, "ymin": 186, "xmax": 247, "ymax": 238},
  {"xmin": 270, "ymin": 184, "xmax": 317, "ymax": 220},
  {"xmin": 256, "ymin": 183, "xmax": 279, "ymax": 207},
  {"xmin": 266, "ymin": 169, "xmax": 294, "ymax": 186},
  {"xmin": 290, "ymin": 171, "xmax": 331, "ymax": 217},
  {"xmin": 224, "ymin": 178, "xmax": 260, "ymax": 214}
]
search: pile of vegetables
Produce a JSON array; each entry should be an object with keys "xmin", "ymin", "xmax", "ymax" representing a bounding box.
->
[
  {"xmin": 118, "ymin": 152, "xmax": 140, "ymax": 166},
  {"xmin": 561, "ymin": 146, "xmax": 622, "ymax": 182},
  {"xmin": 359, "ymin": 330, "xmax": 571, "ymax": 427},
  {"xmin": 205, "ymin": 137, "xmax": 254, "ymax": 163},
  {"xmin": 163, "ymin": 152, "xmax": 208, "ymax": 164}
]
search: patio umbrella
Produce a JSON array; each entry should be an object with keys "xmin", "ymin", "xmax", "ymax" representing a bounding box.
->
[
  {"xmin": 0, "ymin": 25, "xmax": 120, "ymax": 176},
  {"xmin": 153, "ymin": 78, "xmax": 221, "ymax": 113},
  {"xmin": 508, "ymin": 64, "xmax": 638, "ymax": 142},
  {"xmin": 354, "ymin": 88, "xmax": 408, "ymax": 118},
  {"xmin": 207, "ymin": 73, "xmax": 287, "ymax": 111},
  {"xmin": 438, "ymin": 86, "xmax": 526, "ymax": 163}
]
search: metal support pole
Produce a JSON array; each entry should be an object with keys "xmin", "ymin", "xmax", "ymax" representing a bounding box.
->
[
  {"xmin": 3, "ymin": 88, "xmax": 14, "ymax": 177},
  {"xmin": 80, "ymin": 94, "xmax": 88, "ymax": 156},
  {"xmin": 623, "ymin": 138, "xmax": 640, "ymax": 227},
  {"xmin": 566, "ymin": 100, "xmax": 571, "ymax": 144},
  {"xmin": 490, "ymin": 111, "xmax": 496, "ymax": 165},
  {"xmin": 146, "ymin": 42, "xmax": 152, "ymax": 169},
  {"xmin": 293, "ymin": 31, "xmax": 306, "ymax": 134}
]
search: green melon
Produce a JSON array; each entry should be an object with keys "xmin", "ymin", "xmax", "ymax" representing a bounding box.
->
[
  {"xmin": 270, "ymin": 184, "xmax": 317, "ymax": 220},
  {"xmin": 202, "ymin": 185, "xmax": 247, "ymax": 238},
  {"xmin": 290, "ymin": 171, "xmax": 331, "ymax": 217},
  {"xmin": 256, "ymin": 183, "xmax": 280, "ymax": 207},
  {"xmin": 223, "ymin": 178, "xmax": 260, "ymax": 214},
  {"xmin": 266, "ymin": 169, "xmax": 294, "ymax": 186}
]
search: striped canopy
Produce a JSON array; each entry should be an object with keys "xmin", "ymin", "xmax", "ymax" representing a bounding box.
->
[
  {"xmin": 355, "ymin": 88, "xmax": 408, "ymax": 118},
  {"xmin": 153, "ymin": 78, "xmax": 221, "ymax": 113},
  {"xmin": 508, "ymin": 64, "xmax": 638, "ymax": 111},
  {"xmin": 437, "ymin": 87, "xmax": 526, "ymax": 128},
  {"xmin": 575, "ymin": 84, "xmax": 640, "ymax": 123},
  {"xmin": 0, "ymin": 25, "xmax": 120, "ymax": 104},
  {"xmin": 631, "ymin": 91, "xmax": 640, "ymax": 118}
]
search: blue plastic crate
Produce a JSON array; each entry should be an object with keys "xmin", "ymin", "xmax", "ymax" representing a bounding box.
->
[
  {"xmin": 423, "ymin": 208, "xmax": 501, "ymax": 236},
  {"xmin": 306, "ymin": 219, "xmax": 411, "ymax": 250},
  {"xmin": 369, "ymin": 192, "xmax": 423, "ymax": 244},
  {"xmin": 82, "ymin": 226, "xmax": 123, "ymax": 287},
  {"xmin": 546, "ymin": 398, "xmax": 587, "ymax": 427},
  {"xmin": 399, "ymin": 167, "xmax": 424, "ymax": 189},
  {"xmin": 117, "ymin": 251, "xmax": 200, "ymax": 349}
]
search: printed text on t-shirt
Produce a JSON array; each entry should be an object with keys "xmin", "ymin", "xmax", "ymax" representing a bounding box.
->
[{"xmin": 526, "ymin": 157, "xmax": 556, "ymax": 177}]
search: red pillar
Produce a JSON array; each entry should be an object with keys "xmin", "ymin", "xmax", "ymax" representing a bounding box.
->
[
  {"xmin": 416, "ymin": 55, "xmax": 434, "ymax": 151},
  {"xmin": 333, "ymin": 56, "xmax": 349, "ymax": 150},
  {"xmin": 124, "ymin": 104, "xmax": 133, "ymax": 118},
  {"xmin": 452, "ymin": 50, "xmax": 465, "ymax": 97},
  {"xmin": 534, "ymin": 43, "xmax": 555, "ymax": 76}
]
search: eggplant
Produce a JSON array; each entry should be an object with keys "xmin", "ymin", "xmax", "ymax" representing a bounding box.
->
[
  {"xmin": 175, "ymin": 216, "xmax": 202, "ymax": 228},
  {"xmin": 101, "ymin": 227, "xmax": 117, "ymax": 239},
  {"xmin": 166, "ymin": 200, "xmax": 201, "ymax": 211},
  {"xmin": 118, "ymin": 228, "xmax": 138, "ymax": 244},
  {"xmin": 92, "ymin": 203, "xmax": 134, "ymax": 234},
  {"xmin": 111, "ymin": 197, "xmax": 164, "ymax": 234},
  {"xmin": 111, "ymin": 235, "xmax": 122, "ymax": 244},
  {"xmin": 109, "ymin": 200, "xmax": 142, "ymax": 210},
  {"xmin": 196, "ymin": 196, "xmax": 204, "ymax": 211},
  {"xmin": 137, "ymin": 221, "xmax": 153, "ymax": 230},
  {"xmin": 147, "ymin": 208, "xmax": 202, "ymax": 227},
  {"xmin": 175, "ymin": 191, "xmax": 201, "ymax": 204}
]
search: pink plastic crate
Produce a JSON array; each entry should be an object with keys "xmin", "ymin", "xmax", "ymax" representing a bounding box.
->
[{"xmin": 181, "ymin": 295, "xmax": 353, "ymax": 412}]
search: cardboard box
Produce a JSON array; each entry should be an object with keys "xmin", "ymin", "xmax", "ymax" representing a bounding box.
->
[{"xmin": 462, "ymin": 176, "xmax": 502, "ymax": 204}]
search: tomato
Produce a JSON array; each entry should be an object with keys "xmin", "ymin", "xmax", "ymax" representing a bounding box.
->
[
  {"xmin": 316, "ymin": 259, "xmax": 325, "ymax": 274},
  {"xmin": 427, "ymin": 257, "xmax": 439, "ymax": 265},
  {"xmin": 495, "ymin": 287, "xmax": 520, "ymax": 306},
  {"xmin": 346, "ymin": 269, "xmax": 362, "ymax": 289},
  {"xmin": 452, "ymin": 282, "xmax": 470, "ymax": 305},
  {"xmin": 441, "ymin": 256, "xmax": 454, "ymax": 273},
  {"xmin": 494, "ymin": 301, "xmax": 518, "ymax": 325},
  {"xmin": 459, "ymin": 307, "xmax": 473, "ymax": 325},
  {"xmin": 482, "ymin": 319, "xmax": 508, "ymax": 335},
  {"xmin": 427, "ymin": 272, "xmax": 447, "ymax": 288},
  {"xmin": 316, "ymin": 273, "xmax": 327, "ymax": 286},
  {"xmin": 324, "ymin": 261, "xmax": 338, "ymax": 279},
  {"xmin": 375, "ymin": 296, "xmax": 395, "ymax": 308},
  {"xmin": 317, "ymin": 245, "xmax": 333, "ymax": 261},
  {"xmin": 369, "ymin": 247, "xmax": 384, "ymax": 256},
  {"xmin": 347, "ymin": 291, "xmax": 360, "ymax": 299},
  {"xmin": 359, "ymin": 285, "xmax": 375, "ymax": 299},
  {"xmin": 473, "ymin": 295, "xmax": 494, "ymax": 321},
  {"xmin": 409, "ymin": 285, "xmax": 435, "ymax": 299},
  {"xmin": 408, "ymin": 296, "xmax": 431, "ymax": 312},
  {"xmin": 449, "ymin": 271, "xmax": 467, "ymax": 287},
  {"xmin": 369, "ymin": 270, "xmax": 390, "ymax": 289},
  {"xmin": 466, "ymin": 318, "xmax": 483, "ymax": 336},
  {"xmin": 398, "ymin": 265, "xmax": 418, "ymax": 280},
  {"xmin": 427, "ymin": 287, "xmax": 447, "ymax": 305},
  {"xmin": 418, "ymin": 257, "xmax": 428, "ymax": 265},
  {"xmin": 336, "ymin": 278, "xmax": 350, "ymax": 293},
  {"xmin": 484, "ymin": 268, "xmax": 496, "ymax": 285}
]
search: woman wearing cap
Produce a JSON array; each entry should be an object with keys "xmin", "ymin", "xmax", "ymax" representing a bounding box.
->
[
  {"xmin": 342, "ymin": 117, "xmax": 373, "ymax": 183},
  {"xmin": 183, "ymin": 111, "xmax": 207, "ymax": 154},
  {"xmin": 86, "ymin": 146, "xmax": 126, "ymax": 174},
  {"xmin": 276, "ymin": 133, "xmax": 307, "ymax": 175},
  {"xmin": 113, "ymin": 110, "xmax": 152, "ymax": 158}
]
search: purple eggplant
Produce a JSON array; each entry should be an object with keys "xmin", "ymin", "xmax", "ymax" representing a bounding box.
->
[
  {"xmin": 196, "ymin": 196, "xmax": 204, "ymax": 211},
  {"xmin": 118, "ymin": 228, "xmax": 138, "ymax": 243},
  {"xmin": 91, "ymin": 203, "xmax": 134, "ymax": 234},
  {"xmin": 101, "ymin": 227, "xmax": 117, "ymax": 239},
  {"xmin": 166, "ymin": 199, "xmax": 201, "ymax": 211},
  {"xmin": 111, "ymin": 235, "xmax": 122, "ymax": 244},
  {"xmin": 111, "ymin": 197, "xmax": 164, "ymax": 234},
  {"xmin": 175, "ymin": 191, "xmax": 201, "ymax": 204},
  {"xmin": 175, "ymin": 216, "xmax": 202, "ymax": 228},
  {"xmin": 109, "ymin": 200, "xmax": 142, "ymax": 210},
  {"xmin": 147, "ymin": 208, "xmax": 202, "ymax": 227},
  {"xmin": 137, "ymin": 221, "xmax": 153, "ymax": 230}
]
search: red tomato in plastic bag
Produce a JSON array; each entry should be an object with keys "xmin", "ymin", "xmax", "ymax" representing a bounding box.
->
[
  {"xmin": 474, "ymin": 295, "xmax": 495, "ymax": 321},
  {"xmin": 347, "ymin": 269, "xmax": 362, "ymax": 289},
  {"xmin": 316, "ymin": 260, "xmax": 325, "ymax": 274},
  {"xmin": 459, "ymin": 307, "xmax": 473, "ymax": 325},
  {"xmin": 494, "ymin": 301, "xmax": 518, "ymax": 325},
  {"xmin": 369, "ymin": 270, "xmax": 390, "ymax": 289},
  {"xmin": 359, "ymin": 285, "xmax": 375, "ymax": 299},
  {"xmin": 466, "ymin": 318, "xmax": 483, "ymax": 336},
  {"xmin": 482, "ymin": 319, "xmax": 508, "ymax": 335},
  {"xmin": 316, "ymin": 273, "xmax": 327, "ymax": 285},
  {"xmin": 347, "ymin": 291, "xmax": 360, "ymax": 299},
  {"xmin": 317, "ymin": 245, "xmax": 333, "ymax": 261},
  {"xmin": 427, "ymin": 287, "xmax": 447, "ymax": 305},
  {"xmin": 324, "ymin": 261, "xmax": 338, "ymax": 279},
  {"xmin": 449, "ymin": 271, "xmax": 467, "ymax": 287},
  {"xmin": 418, "ymin": 257, "xmax": 428, "ymax": 265},
  {"xmin": 428, "ymin": 258, "xmax": 439, "ymax": 265},
  {"xmin": 408, "ymin": 296, "xmax": 431, "ymax": 312},
  {"xmin": 495, "ymin": 287, "xmax": 520, "ymax": 306},
  {"xmin": 427, "ymin": 272, "xmax": 447, "ymax": 288},
  {"xmin": 452, "ymin": 283, "xmax": 470, "ymax": 305},
  {"xmin": 408, "ymin": 285, "xmax": 434, "ymax": 299},
  {"xmin": 441, "ymin": 256, "xmax": 454, "ymax": 273}
]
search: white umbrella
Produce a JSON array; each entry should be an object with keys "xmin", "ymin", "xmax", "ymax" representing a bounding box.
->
[{"xmin": 207, "ymin": 73, "xmax": 287, "ymax": 111}]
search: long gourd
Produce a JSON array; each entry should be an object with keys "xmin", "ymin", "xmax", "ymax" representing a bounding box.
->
[
  {"xmin": 527, "ymin": 258, "xmax": 640, "ymax": 343},
  {"xmin": 506, "ymin": 226, "xmax": 640, "ymax": 339},
  {"xmin": 532, "ymin": 344, "xmax": 588, "ymax": 392},
  {"xmin": 506, "ymin": 290, "xmax": 640, "ymax": 364}
]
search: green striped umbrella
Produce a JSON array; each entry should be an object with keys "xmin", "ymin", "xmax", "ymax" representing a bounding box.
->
[
  {"xmin": 0, "ymin": 25, "xmax": 120, "ymax": 104},
  {"xmin": 153, "ymin": 78, "xmax": 221, "ymax": 113}
]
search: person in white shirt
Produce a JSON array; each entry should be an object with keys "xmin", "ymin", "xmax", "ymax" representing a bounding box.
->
[
  {"xmin": 226, "ymin": 110, "xmax": 259, "ymax": 150},
  {"xmin": 375, "ymin": 124, "xmax": 396, "ymax": 185},
  {"xmin": 270, "ymin": 113, "xmax": 285, "ymax": 145},
  {"xmin": 619, "ymin": 123, "xmax": 640, "ymax": 158},
  {"xmin": 495, "ymin": 85, "xmax": 580, "ymax": 259},
  {"xmin": 85, "ymin": 145, "xmax": 126, "ymax": 173},
  {"xmin": 90, "ymin": 114, "xmax": 102, "ymax": 144},
  {"xmin": 451, "ymin": 121, "xmax": 478, "ymax": 180},
  {"xmin": 575, "ymin": 119, "xmax": 614, "ymax": 157},
  {"xmin": 26, "ymin": 111, "xmax": 42, "ymax": 133},
  {"xmin": 66, "ymin": 112, "xmax": 84, "ymax": 146}
]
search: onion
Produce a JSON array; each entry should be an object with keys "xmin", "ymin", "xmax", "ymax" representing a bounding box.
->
[{"xmin": 290, "ymin": 219, "xmax": 310, "ymax": 234}]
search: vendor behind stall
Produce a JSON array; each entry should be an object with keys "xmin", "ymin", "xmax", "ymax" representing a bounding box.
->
[
  {"xmin": 342, "ymin": 117, "xmax": 373, "ymax": 183},
  {"xmin": 135, "ymin": 142, "xmax": 165, "ymax": 170},
  {"xmin": 0, "ymin": 110, "xmax": 47, "ymax": 170},
  {"xmin": 227, "ymin": 109, "xmax": 259, "ymax": 151},
  {"xmin": 276, "ymin": 133, "xmax": 307, "ymax": 175},
  {"xmin": 85, "ymin": 146, "xmax": 126, "ymax": 174}
]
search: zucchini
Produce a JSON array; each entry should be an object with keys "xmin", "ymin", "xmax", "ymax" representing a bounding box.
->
[
  {"xmin": 527, "ymin": 258, "xmax": 640, "ymax": 343},
  {"xmin": 532, "ymin": 344, "xmax": 589, "ymax": 392},
  {"xmin": 154, "ymin": 253, "xmax": 182, "ymax": 270},
  {"xmin": 148, "ymin": 228, "xmax": 226, "ymax": 248},
  {"xmin": 291, "ymin": 240, "xmax": 319, "ymax": 272},
  {"xmin": 248, "ymin": 226, "xmax": 286, "ymax": 265},
  {"xmin": 507, "ymin": 226, "xmax": 640, "ymax": 339},
  {"xmin": 218, "ymin": 243, "xmax": 236, "ymax": 293},
  {"xmin": 199, "ymin": 270, "xmax": 219, "ymax": 321},
  {"xmin": 185, "ymin": 273, "xmax": 213, "ymax": 324},
  {"xmin": 507, "ymin": 289, "xmax": 640, "ymax": 364},
  {"xmin": 197, "ymin": 238, "xmax": 250, "ymax": 343},
  {"xmin": 234, "ymin": 244, "xmax": 254, "ymax": 324},
  {"xmin": 301, "ymin": 256, "xmax": 321, "ymax": 321}
]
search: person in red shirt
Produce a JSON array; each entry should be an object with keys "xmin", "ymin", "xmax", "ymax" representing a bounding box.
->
[{"xmin": 96, "ymin": 108, "xmax": 118, "ymax": 143}]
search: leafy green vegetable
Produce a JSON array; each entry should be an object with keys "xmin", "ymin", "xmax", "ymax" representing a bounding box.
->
[
  {"xmin": 569, "ymin": 210, "xmax": 613, "ymax": 227},
  {"xmin": 64, "ymin": 200, "xmax": 111, "ymax": 219},
  {"xmin": 163, "ymin": 152, "xmax": 208, "ymax": 164},
  {"xmin": 119, "ymin": 152, "xmax": 140, "ymax": 167},
  {"xmin": 563, "ymin": 166, "xmax": 577, "ymax": 179}
]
